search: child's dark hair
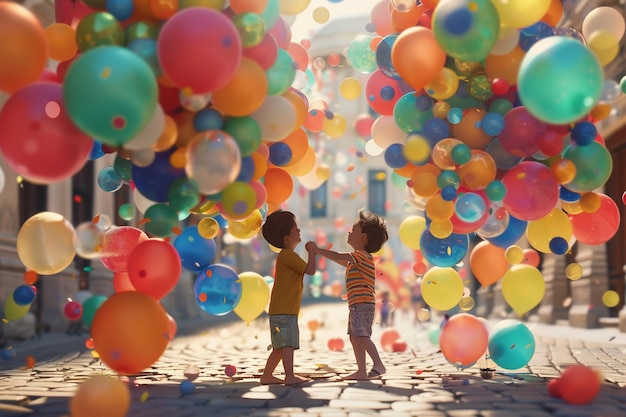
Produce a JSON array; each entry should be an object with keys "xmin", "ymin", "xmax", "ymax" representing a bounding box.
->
[
  {"xmin": 357, "ymin": 210, "xmax": 388, "ymax": 253},
  {"xmin": 261, "ymin": 210, "xmax": 296, "ymax": 249}
]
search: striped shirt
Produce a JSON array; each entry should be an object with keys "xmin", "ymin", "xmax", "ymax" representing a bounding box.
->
[{"xmin": 345, "ymin": 250, "xmax": 376, "ymax": 306}]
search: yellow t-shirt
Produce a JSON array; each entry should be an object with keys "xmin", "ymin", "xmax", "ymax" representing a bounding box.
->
[{"xmin": 268, "ymin": 248, "xmax": 307, "ymax": 315}]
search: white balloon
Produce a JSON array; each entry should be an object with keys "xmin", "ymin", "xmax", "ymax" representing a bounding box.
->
[
  {"xmin": 365, "ymin": 139, "xmax": 384, "ymax": 156},
  {"xmin": 251, "ymin": 96, "xmax": 296, "ymax": 142},
  {"xmin": 124, "ymin": 104, "xmax": 165, "ymax": 151},
  {"xmin": 582, "ymin": 6, "xmax": 625, "ymax": 41},
  {"xmin": 490, "ymin": 26, "xmax": 519, "ymax": 56}
]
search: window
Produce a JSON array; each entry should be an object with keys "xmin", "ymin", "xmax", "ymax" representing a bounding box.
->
[
  {"xmin": 310, "ymin": 181, "xmax": 327, "ymax": 218},
  {"xmin": 368, "ymin": 170, "xmax": 386, "ymax": 216}
]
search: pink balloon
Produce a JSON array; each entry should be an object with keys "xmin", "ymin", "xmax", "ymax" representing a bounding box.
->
[
  {"xmin": 502, "ymin": 161, "xmax": 559, "ymax": 221},
  {"xmin": 354, "ymin": 113, "xmax": 375, "ymax": 137},
  {"xmin": 100, "ymin": 226, "xmax": 149, "ymax": 273},
  {"xmin": 570, "ymin": 193, "xmax": 620, "ymax": 245},
  {"xmin": 127, "ymin": 239, "xmax": 182, "ymax": 300},
  {"xmin": 0, "ymin": 82, "xmax": 93, "ymax": 184},
  {"xmin": 267, "ymin": 16, "xmax": 292, "ymax": 49},
  {"xmin": 497, "ymin": 107, "xmax": 543, "ymax": 158},
  {"xmin": 158, "ymin": 8, "xmax": 242, "ymax": 94},
  {"xmin": 243, "ymin": 33, "xmax": 278, "ymax": 70}
]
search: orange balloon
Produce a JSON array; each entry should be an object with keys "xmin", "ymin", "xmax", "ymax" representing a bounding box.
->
[
  {"xmin": 282, "ymin": 145, "xmax": 316, "ymax": 176},
  {"xmin": 282, "ymin": 91, "xmax": 308, "ymax": 131},
  {"xmin": 69, "ymin": 375, "xmax": 130, "ymax": 417},
  {"xmin": 394, "ymin": 162, "xmax": 419, "ymax": 178},
  {"xmin": 250, "ymin": 151, "xmax": 268, "ymax": 180},
  {"xmin": 131, "ymin": 0, "xmax": 161, "ymax": 23},
  {"xmin": 380, "ymin": 328, "xmax": 401, "ymax": 351},
  {"xmin": 149, "ymin": 0, "xmax": 178, "ymax": 20},
  {"xmin": 91, "ymin": 291, "xmax": 170, "ymax": 374},
  {"xmin": 211, "ymin": 58, "xmax": 268, "ymax": 116},
  {"xmin": 152, "ymin": 115, "xmax": 178, "ymax": 152},
  {"xmin": 425, "ymin": 194, "xmax": 455, "ymax": 222},
  {"xmin": 439, "ymin": 313, "xmax": 488, "ymax": 368},
  {"xmin": 410, "ymin": 163, "xmax": 441, "ymax": 197},
  {"xmin": 264, "ymin": 168, "xmax": 293, "ymax": 204},
  {"xmin": 281, "ymin": 128, "xmax": 309, "ymax": 167},
  {"xmin": 391, "ymin": 26, "xmax": 446, "ymax": 92},
  {"xmin": 541, "ymin": 0, "xmax": 563, "ymax": 27},
  {"xmin": 173, "ymin": 111, "xmax": 199, "ymax": 147},
  {"xmin": 456, "ymin": 150, "xmax": 496, "ymax": 190},
  {"xmin": 0, "ymin": 2, "xmax": 48, "ymax": 93},
  {"xmin": 391, "ymin": 4, "xmax": 424, "ymax": 32},
  {"xmin": 45, "ymin": 23, "xmax": 77, "ymax": 62},
  {"xmin": 485, "ymin": 46, "xmax": 526, "ymax": 86},
  {"xmin": 304, "ymin": 108, "xmax": 325, "ymax": 132},
  {"xmin": 451, "ymin": 108, "xmax": 493, "ymax": 149},
  {"xmin": 469, "ymin": 240, "xmax": 508, "ymax": 287}
]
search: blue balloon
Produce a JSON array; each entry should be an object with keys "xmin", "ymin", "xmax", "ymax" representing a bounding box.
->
[
  {"xmin": 106, "ymin": 0, "xmax": 134, "ymax": 21},
  {"xmin": 518, "ymin": 22, "xmax": 554, "ymax": 52},
  {"xmin": 486, "ymin": 215, "xmax": 527, "ymax": 248},
  {"xmin": 89, "ymin": 141, "xmax": 105, "ymax": 160},
  {"xmin": 455, "ymin": 192, "xmax": 486, "ymax": 223},
  {"xmin": 132, "ymin": 149, "xmax": 186, "ymax": 202},
  {"xmin": 570, "ymin": 121, "xmax": 596, "ymax": 147},
  {"xmin": 559, "ymin": 186, "xmax": 581, "ymax": 202},
  {"xmin": 1, "ymin": 347, "xmax": 16, "ymax": 361},
  {"xmin": 13, "ymin": 285, "xmax": 35, "ymax": 306},
  {"xmin": 549, "ymin": 237, "xmax": 569, "ymax": 255},
  {"xmin": 488, "ymin": 319, "xmax": 535, "ymax": 370},
  {"xmin": 173, "ymin": 226, "xmax": 217, "ymax": 272},
  {"xmin": 447, "ymin": 107, "xmax": 463, "ymax": 124},
  {"xmin": 480, "ymin": 112, "xmax": 505, "ymax": 136},
  {"xmin": 268, "ymin": 142, "xmax": 292, "ymax": 166},
  {"xmin": 384, "ymin": 143, "xmax": 407, "ymax": 169},
  {"xmin": 236, "ymin": 156, "xmax": 255, "ymax": 183},
  {"xmin": 375, "ymin": 34, "xmax": 401, "ymax": 80},
  {"xmin": 194, "ymin": 264, "xmax": 242, "ymax": 316},
  {"xmin": 97, "ymin": 166, "xmax": 123, "ymax": 193},
  {"xmin": 423, "ymin": 117, "xmax": 450, "ymax": 143},
  {"xmin": 193, "ymin": 108, "xmax": 224, "ymax": 132},
  {"xmin": 179, "ymin": 380, "xmax": 196, "ymax": 395},
  {"xmin": 420, "ymin": 230, "xmax": 469, "ymax": 267}
]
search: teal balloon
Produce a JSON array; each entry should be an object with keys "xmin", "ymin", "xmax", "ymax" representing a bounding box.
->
[
  {"xmin": 223, "ymin": 116, "xmax": 262, "ymax": 157},
  {"xmin": 346, "ymin": 35, "xmax": 377, "ymax": 74},
  {"xmin": 561, "ymin": 141, "xmax": 612, "ymax": 193},
  {"xmin": 259, "ymin": 0, "xmax": 279, "ymax": 29},
  {"xmin": 518, "ymin": 37, "xmax": 603, "ymax": 124},
  {"xmin": 144, "ymin": 203, "xmax": 179, "ymax": 237},
  {"xmin": 488, "ymin": 319, "xmax": 535, "ymax": 370},
  {"xmin": 82, "ymin": 295, "xmax": 107, "ymax": 328},
  {"xmin": 168, "ymin": 177, "xmax": 200, "ymax": 212},
  {"xmin": 127, "ymin": 38, "xmax": 162, "ymax": 76},
  {"xmin": 266, "ymin": 49, "xmax": 295, "ymax": 95},
  {"xmin": 393, "ymin": 92, "xmax": 433, "ymax": 133},
  {"xmin": 64, "ymin": 46, "xmax": 158, "ymax": 147},
  {"xmin": 432, "ymin": 0, "xmax": 500, "ymax": 62}
]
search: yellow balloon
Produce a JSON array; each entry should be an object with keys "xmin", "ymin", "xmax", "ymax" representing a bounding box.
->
[
  {"xmin": 424, "ymin": 67, "xmax": 459, "ymax": 100},
  {"xmin": 526, "ymin": 208, "xmax": 573, "ymax": 253},
  {"xmin": 501, "ymin": 264, "xmax": 545, "ymax": 317},
  {"xmin": 587, "ymin": 30, "xmax": 619, "ymax": 66},
  {"xmin": 17, "ymin": 212, "xmax": 76, "ymax": 275},
  {"xmin": 227, "ymin": 210, "xmax": 262, "ymax": 239},
  {"xmin": 504, "ymin": 245, "xmax": 524, "ymax": 264},
  {"xmin": 602, "ymin": 290, "xmax": 620, "ymax": 308},
  {"xmin": 198, "ymin": 217, "xmax": 220, "ymax": 239},
  {"xmin": 312, "ymin": 7, "xmax": 330, "ymax": 24},
  {"xmin": 323, "ymin": 113, "xmax": 347, "ymax": 138},
  {"xmin": 565, "ymin": 262, "xmax": 583, "ymax": 280},
  {"xmin": 398, "ymin": 216, "xmax": 426, "ymax": 250},
  {"xmin": 340, "ymin": 77, "xmax": 362, "ymax": 100},
  {"xmin": 234, "ymin": 271, "xmax": 271, "ymax": 324},
  {"xmin": 403, "ymin": 133, "xmax": 431, "ymax": 164},
  {"xmin": 279, "ymin": 0, "xmax": 310, "ymax": 15},
  {"xmin": 429, "ymin": 220, "xmax": 453, "ymax": 239},
  {"xmin": 491, "ymin": 0, "xmax": 551, "ymax": 28},
  {"xmin": 4, "ymin": 297, "xmax": 30, "ymax": 321},
  {"xmin": 421, "ymin": 267, "xmax": 464, "ymax": 311}
]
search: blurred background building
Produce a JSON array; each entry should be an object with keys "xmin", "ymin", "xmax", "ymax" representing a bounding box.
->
[{"xmin": 1, "ymin": 0, "xmax": 626, "ymax": 342}]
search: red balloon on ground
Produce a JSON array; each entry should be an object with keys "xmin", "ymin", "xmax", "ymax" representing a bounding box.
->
[
  {"xmin": 559, "ymin": 365, "xmax": 601, "ymax": 405},
  {"xmin": 327, "ymin": 337, "xmax": 345, "ymax": 351},
  {"xmin": 380, "ymin": 328, "xmax": 401, "ymax": 351}
]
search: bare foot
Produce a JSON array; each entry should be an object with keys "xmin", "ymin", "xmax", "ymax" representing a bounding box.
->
[
  {"xmin": 368, "ymin": 367, "xmax": 386, "ymax": 379},
  {"xmin": 284, "ymin": 375, "xmax": 311, "ymax": 385},
  {"xmin": 260, "ymin": 375, "xmax": 284, "ymax": 385},
  {"xmin": 341, "ymin": 371, "xmax": 369, "ymax": 380}
]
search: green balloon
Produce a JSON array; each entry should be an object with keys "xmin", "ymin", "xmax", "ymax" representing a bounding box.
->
[
  {"xmin": 432, "ymin": 0, "xmax": 500, "ymax": 62},
  {"xmin": 168, "ymin": 178, "xmax": 200, "ymax": 212},
  {"xmin": 259, "ymin": 0, "xmax": 279, "ymax": 29},
  {"xmin": 562, "ymin": 141, "xmax": 612, "ymax": 193},
  {"xmin": 346, "ymin": 35, "xmax": 377, "ymax": 74},
  {"xmin": 223, "ymin": 116, "xmax": 262, "ymax": 157},
  {"xmin": 467, "ymin": 73, "xmax": 493, "ymax": 102},
  {"xmin": 76, "ymin": 12, "xmax": 125, "ymax": 53},
  {"xmin": 266, "ymin": 49, "xmax": 296, "ymax": 96},
  {"xmin": 113, "ymin": 155, "xmax": 133, "ymax": 181},
  {"xmin": 144, "ymin": 203, "xmax": 178, "ymax": 237},
  {"xmin": 518, "ymin": 37, "xmax": 603, "ymax": 124},
  {"xmin": 82, "ymin": 295, "xmax": 107, "ymax": 328},
  {"xmin": 233, "ymin": 13, "xmax": 266, "ymax": 47},
  {"xmin": 489, "ymin": 98, "xmax": 514, "ymax": 116},
  {"xmin": 64, "ymin": 46, "xmax": 158, "ymax": 147},
  {"xmin": 124, "ymin": 22, "xmax": 160, "ymax": 44},
  {"xmin": 393, "ymin": 92, "xmax": 433, "ymax": 133}
]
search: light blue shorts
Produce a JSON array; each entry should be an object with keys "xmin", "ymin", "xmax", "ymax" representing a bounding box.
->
[{"xmin": 269, "ymin": 314, "xmax": 300, "ymax": 349}]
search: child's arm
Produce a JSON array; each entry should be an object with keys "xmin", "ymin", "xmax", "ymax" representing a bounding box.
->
[
  {"xmin": 304, "ymin": 241, "xmax": 317, "ymax": 275},
  {"xmin": 315, "ymin": 246, "xmax": 351, "ymax": 267}
]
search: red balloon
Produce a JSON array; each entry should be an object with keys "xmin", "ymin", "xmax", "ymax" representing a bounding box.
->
[
  {"xmin": 392, "ymin": 339, "xmax": 408, "ymax": 352},
  {"xmin": 243, "ymin": 33, "xmax": 278, "ymax": 70},
  {"xmin": 158, "ymin": 8, "xmax": 242, "ymax": 94},
  {"xmin": 224, "ymin": 364, "xmax": 237, "ymax": 377},
  {"xmin": 64, "ymin": 300, "xmax": 83, "ymax": 320},
  {"xmin": 113, "ymin": 271, "xmax": 136, "ymax": 293},
  {"xmin": 380, "ymin": 328, "xmax": 401, "ymax": 351},
  {"xmin": 365, "ymin": 70, "xmax": 404, "ymax": 116},
  {"xmin": 547, "ymin": 378, "xmax": 562, "ymax": 398},
  {"xmin": 127, "ymin": 239, "xmax": 182, "ymax": 300},
  {"xmin": 570, "ymin": 194, "xmax": 620, "ymax": 245},
  {"xmin": 100, "ymin": 226, "xmax": 149, "ymax": 273},
  {"xmin": 559, "ymin": 365, "xmax": 601, "ymax": 405},
  {"xmin": 327, "ymin": 337, "xmax": 345, "ymax": 351},
  {"xmin": 0, "ymin": 82, "xmax": 93, "ymax": 184}
]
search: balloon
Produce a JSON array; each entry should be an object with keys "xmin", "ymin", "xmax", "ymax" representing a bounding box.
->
[
  {"xmin": 266, "ymin": 48, "xmax": 296, "ymax": 95},
  {"xmin": 127, "ymin": 239, "xmax": 182, "ymax": 300},
  {"xmin": 45, "ymin": 23, "xmax": 77, "ymax": 62},
  {"xmin": 91, "ymin": 291, "xmax": 170, "ymax": 374},
  {"xmin": 0, "ymin": 82, "xmax": 93, "ymax": 184},
  {"xmin": 526, "ymin": 208, "xmax": 573, "ymax": 254},
  {"xmin": 393, "ymin": 29, "xmax": 445, "ymax": 91},
  {"xmin": 420, "ymin": 230, "xmax": 469, "ymax": 267},
  {"xmin": 12, "ymin": 285, "xmax": 36, "ymax": 306},
  {"xmin": 398, "ymin": 216, "xmax": 426, "ymax": 250},
  {"xmin": 380, "ymin": 328, "xmax": 401, "ymax": 351},
  {"xmin": 439, "ymin": 313, "xmax": 489, "ymax": 368},
  {"xmin": 113, "ymin": 271, "xmax": 136, "ymax": 293},
  {"xmin": 211, "ymin": 58, "xmax": 268, "ymax": 116},
  {"xmin": 470, "ymin": 240, "xmax": 508, "ymax": 287},
  {"xmin": 69, "ymin": 375, "xmax": 130, "ymax": 417},
  {"xmin": 432, "ymin": 0, "xmax": 500, "ymax": 62},
  {"xmin": 81, "ymin": 295, "xmax": 107, "ymax": 328},
  {"xmin": 502, "ymin": 161, "xmax": 559, "ymax": 221},
  {"xmin": 158, "ymin": 7, "xmax": 242, "ymax": 93},
  {"xmin": 0, "ymin": 2, "xmax": 47, "ymax": 94},
  {"xmin": 559, "ymin": 365, "xmax": 602, "ymax": 405},
  {"xmin": 99, "ymin": 226, "xmax": 149, "ymax": 272},
  {"xmin": 143, "ymin": 203, "xmax": 179, "ymax": 237},
  {"xmin": 328, "ymin": 337, "xmax": 345, "ymax": 351},
  {"xmin": 220, "ymin": 181, "xmax": 257, "ymax": 220},
  {"xmin": 251, "ymin": 95, "xmax": 296, "ymax": 142},
  {"xmin": 501, "ymin": 264, "xmax": 545, "ymax": 316},
  {"xmin": 517, "ymin": 37, "xmax": 603, "ymax": 124},
  {"xmin": 75, "ymin": 12, "xmax": 124, "ymax": 53},
  {"xmin": 16, "ymin": 212, "xmax": 76, "ymax": 275},
  {"xmin": 173, "ymin": 226, "xmax": 217, "ymax": 272},
  {"xmin": 421, "ymin": 267, "xmax": 464, "ymax": 311},
  {"xmin": 194, "ymin": 264, "xmax": 242, "ymax": 316},
  {"xmin": 64, "ymin": 46, "xmax": 158, "ymax": 147},
  {"xmin": 491, "ymin": 0, "xmax": 551, "ymax": 28},
  {"xmin": 233, "ymin": 271, "xmax": 270, "ymax": 324},
  {"xmin": 64, "ymin": 301, "xmax": 83, "ymax": 320},
  {"xmin": 4, "ymin": 297, "xmax": 31, "ymax": 322},
  {"xmin": 561, "ymin": 141, "xmax": 612, "ymax": 193},
  {"xmin": 264, "ymin": 168, "xmax": 293, "ymax": 205},
  {"xmin": 582, "ymin": 6, "xmax": 625, "ymax": 42},
  {"xmin": 570, "ymin": 193, "xmax": 620, "ymax": 245},
  {"xmin": 346, "ymin": 35, "xmax": 377, "ymax": 73},
  {"xmin": 227, "ymin": 209, "xmax": 263, "ymax": 240},
  {"xmin": 488, "ymin": 320, "xmax": 535, "ymax": 370}
]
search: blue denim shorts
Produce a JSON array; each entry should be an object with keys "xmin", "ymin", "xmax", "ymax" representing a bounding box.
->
[
  {"xmin": 269, "ymin": 314, "xmax": 300, "ymax": 349},
  {"xmin": 347, "ymin": 303, "xmax": 375, "ymax": 337}
]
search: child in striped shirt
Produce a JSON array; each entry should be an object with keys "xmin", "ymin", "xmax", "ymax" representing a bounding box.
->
[{"xmin": 310, "ymin": 210, "xmax": 388, "ymax": 380}]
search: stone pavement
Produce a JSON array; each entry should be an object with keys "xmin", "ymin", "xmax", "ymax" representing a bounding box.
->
[{"xmin": 1, "ymin": 301, "xmax": 626, "ymax": 417}]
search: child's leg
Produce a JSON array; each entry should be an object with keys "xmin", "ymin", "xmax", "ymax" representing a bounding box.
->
[
  {"xmin": 343, "ymin": 336, "xmax": 369, "ymax": 380},
  {"xmin": 364, "ymin": 337, "xmax": 386, "ymax": 377},
  {"xmin": 260, "ymin": 349, "xmax": 284, "ymax": 384},
  {"xmin": 281, "ymin": 347, "xmax": 310, "ymax": 385}
]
